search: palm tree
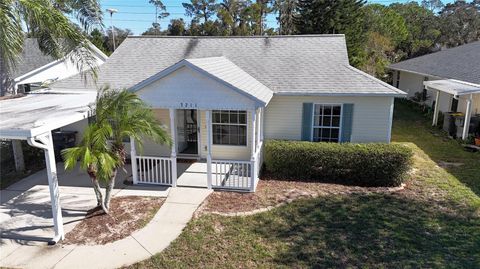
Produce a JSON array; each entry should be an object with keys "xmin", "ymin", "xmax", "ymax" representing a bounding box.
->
[
  {"xmin": 62, "ymin": 123, "xmax": 118, "ymax": 213},
  {"xmin": 63, "ymin": 87, "xmax": 171, "ymax": 214},
  {"xmin": 0, "ymin": 0, "xmax": 102, "ymax": 95}
]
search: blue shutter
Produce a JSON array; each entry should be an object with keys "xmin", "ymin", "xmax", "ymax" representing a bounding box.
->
[
  {"xmin": 341, "ymin": 104, "xmax": 354, "ymax": 142},
  {"xmin": 301, "ymin": 103, "xmax": 313, "ymax": 141}
]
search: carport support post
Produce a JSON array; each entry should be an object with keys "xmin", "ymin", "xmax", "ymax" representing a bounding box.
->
[
  {"xmin": 462, "ymin": 94, "xmax": 473, "ymax": 140},
  {"xmin": 432, "ymin": 90, "xmax": 440, "ymax": 126},
  {"xmin": 29, "ymin": 132, "xmax": 64, "ymax": 242},
  {"xmin": 44, "ymin": 133, "xmax": 64, "ymax": 241}
]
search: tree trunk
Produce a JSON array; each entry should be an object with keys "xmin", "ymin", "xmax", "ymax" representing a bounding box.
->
[
  {"xmin": 12, "ymin": 140, "xmax": 25, "ymax": 172},
  {"xmin": 103, "ymin": 168, "xmax": 117, "ymax": 212},
  {"xmin": 103, "ymin": 142, "xmax": 125, "ymax": 213},
  {"xmin": 87, "ymin": 165, "xmax": 107, "ymax": 212}
]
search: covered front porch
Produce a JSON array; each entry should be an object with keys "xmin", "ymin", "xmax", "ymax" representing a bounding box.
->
[
  {"xmin": 130, "ymin": 108, "xmax": 265, "ymax": 192},
  {"xmin": 128, "ymin": 56, "xmax": 273, "ymax": 192},
  {"xmin": 426, "ymin": 79, "xmax": 480, "ymax": 140}
]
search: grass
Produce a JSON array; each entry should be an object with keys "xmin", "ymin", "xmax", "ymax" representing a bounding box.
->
[
  {"xmin": 128, "ymin": 99, "xmax": 480, "ymax": 268},
  {"xmin": 392, "ymin": 100, "xmax": 480, "ymax": 197}
]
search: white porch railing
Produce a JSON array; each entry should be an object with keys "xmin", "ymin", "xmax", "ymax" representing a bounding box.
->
[
  {"xmin": 211, "ymin": 160, "xmax": 252, "ymax": 191},
  {"xmin": 136, "ymin": 156, "xmax": 175, "ymax": 186}
]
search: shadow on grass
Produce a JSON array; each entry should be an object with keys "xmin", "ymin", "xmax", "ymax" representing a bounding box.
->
[
  {"xmin": 252, "ymin": 194, "xmax": 480, "ymax": 268},
  {"xmin": 392, "ymin": 100, "xmax": 480, "ymax": 196}
]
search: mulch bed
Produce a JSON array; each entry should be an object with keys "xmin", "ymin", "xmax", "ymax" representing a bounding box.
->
[
  {"xmin": 63, "ymin": 196, "xmax": 164, "ymax": 245},
  {"xmin": 200, "ymin": 177, "xmax": 405, "ymax": 215}
]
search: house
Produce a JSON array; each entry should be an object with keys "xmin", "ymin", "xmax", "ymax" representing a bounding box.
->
[
  {"xmin": 6, "ymin": 38, "xmax": 108, "ymax": 94},
  {"xmin": 1, "ymin": 35, "xmax": 405, "ymax": 243},
  {"xmin": 1, "ymin": 39, "xmax": 107, "ymax": 173},
  {"xmin": 50, "ymin": 35, "xmax": 405, "ymax": 192},
  {"xmin": 389, "ymin": 41, "xmax": 480, "ymax": 139}
]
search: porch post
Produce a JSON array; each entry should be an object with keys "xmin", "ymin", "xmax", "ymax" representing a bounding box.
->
[
  {"xmin": 256, "ymin": 108, "xmax": 261, "ymax": 150},
  {"xmin": 250, "ymin": 110, "xmax": 256, "ymax": 192},
  {"xmin": 462, "ymin": 94, "xmax": 473, "ymax": 140},
  {"xmin": 260, "ymin": 107, "xmax": 265, "ymax": 142},
  {"xmin": 130, "ymin": 136, "xmax": 138, "ymax": 184},
  {"xmin": 169, "ymin": 108, "xmax": 177, "ymax": 187},
  {"xmin": 27, "ymin": 132, "xmax": 64, "ymax": 244},
  {"xmin": 206, "ymin": 110, "xmax": 212, "ymax": 189},
  {"xmin": 432, "ymin": 90, "xmax": 440, "ymax": 126}
]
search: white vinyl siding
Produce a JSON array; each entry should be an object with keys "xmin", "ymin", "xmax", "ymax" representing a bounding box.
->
[{"xmin": 264, "ymin": 95, "xmax": 394, "ymax": 143}]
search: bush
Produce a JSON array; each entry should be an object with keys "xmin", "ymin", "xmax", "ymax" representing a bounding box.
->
[{"xmin": 264, "ymin": 140, "xmax": 413, "ymax": 187}]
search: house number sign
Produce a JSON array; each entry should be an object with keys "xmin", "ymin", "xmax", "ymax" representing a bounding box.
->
[{"xmin": 180, "ymin": 102, "xmax": 198, "ymax": 108}]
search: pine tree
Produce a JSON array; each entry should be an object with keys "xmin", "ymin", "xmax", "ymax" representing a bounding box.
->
[{"xmin": 294, "ymin": 0, "xmax": 367, "ymax": 66}]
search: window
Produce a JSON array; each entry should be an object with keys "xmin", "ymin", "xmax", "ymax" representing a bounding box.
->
[
  {"xmin": 212, "ymin": 110, "xmax": 247, "ymax": 146},
  {"xmin": 396, "ymin": 71, "xmax": 401, "ymax": 88},
  {"xmin": 312, "ymin": 104, "xmax": 341, "ymax": 142},
  {"xmin": 451, "ymin": 98, "xmax": 459, "ymax": 112}
]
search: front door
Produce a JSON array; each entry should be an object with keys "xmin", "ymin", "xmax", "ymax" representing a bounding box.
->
[{"xmin": 176, "ymin": 109, "xmax": 199, "ymax": 156}]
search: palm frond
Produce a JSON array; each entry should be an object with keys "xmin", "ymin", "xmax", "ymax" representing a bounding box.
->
[{"xmin": 0, "ymin": 0, "xmax": 24, "ymax": 73}]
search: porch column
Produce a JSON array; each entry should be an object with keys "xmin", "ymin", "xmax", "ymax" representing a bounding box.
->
[
  {"xmin": 206, "ymin": 110, "xmax": 212, "ymax": 189},
  {"xmin": 462, "ymin": 94, "xmax": 473, "ymax": 140},
  {"xmin": 256, "ymin": 108, "xmax": 261, "ymax": 150},
  {"xmin": 432, "ymin": 90, "xmax": 440, "ymax": 126},
  {"xmin": 27, "ymin": 132, "xmax": 64, "ymax": 244},
  {"xmin": 260, "ymin": 107, "xmax": 265, "ymax": 142},
  {"xmin": 250, "ymin": 110, "xmax": 257, "ymax": 192},
  {"xmin": 169, "ymin": 108, "xmax": 177, "ymax": 187},
  {"xmin": 130, "ymin": 136, "xmax": 138, "ymax": 184}
]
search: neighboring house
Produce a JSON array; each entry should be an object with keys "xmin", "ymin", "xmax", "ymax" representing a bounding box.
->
[
  {"xmin": 3, "ymin": 39, "xmax": 107, "ymax": 173},
  {"xmin": 50, "ymin": 35, "xmax": 405, "ymax": 192},
  {"xmin": 389, "ymin": 41, "xmax": 480, "ymax": 139},
  {"xmin": 8, "ymin": 38, "xmax": 108, "ymax": 94}
]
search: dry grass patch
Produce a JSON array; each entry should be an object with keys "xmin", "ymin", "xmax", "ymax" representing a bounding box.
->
[
  {"xmin": 63, "ymin": 196, "xmax": 164, "ymax": 245},
  {"xmin": 201, "ymin": 177, "xmax": 405, "ymax": 215}
]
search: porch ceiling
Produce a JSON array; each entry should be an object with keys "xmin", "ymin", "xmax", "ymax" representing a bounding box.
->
[{"xmin": 424, "ymin": 79, "xmax": 480, "ymax": 97}]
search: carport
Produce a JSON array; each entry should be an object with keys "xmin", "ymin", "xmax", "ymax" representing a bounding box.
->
[
  {"xmin": 426, "ymin": 79, "xmax": 480, "ymax": 140},
  {"xmin": 0, "ymin": 89, "xmax": 96, "ymax": 244}
]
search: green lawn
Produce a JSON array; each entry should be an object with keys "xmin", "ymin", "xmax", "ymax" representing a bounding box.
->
[{"xmin": 128, "ymin": 100, "xmax": 480, "ymax": 268}]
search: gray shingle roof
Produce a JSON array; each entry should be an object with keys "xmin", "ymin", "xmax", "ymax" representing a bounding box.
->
[
  {"xmin": 52, "ymin": 35, "xmax": 404, "ymax": 96},
  {"xmin": 390, "ymin": 41, "xmax": 480, "ymax": 85},
  {"xmin": 11, "ymin": 39, "xmax": 57, "ymax": 78}
]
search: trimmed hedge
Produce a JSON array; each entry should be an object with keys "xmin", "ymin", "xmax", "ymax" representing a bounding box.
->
[{"xmin": 264, "ymin": 140, "xmax": 413, "ymax": 187}]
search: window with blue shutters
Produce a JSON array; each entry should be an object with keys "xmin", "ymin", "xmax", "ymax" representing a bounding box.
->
[
  {"xmin": 312, "ymin": 104, "xmax": 342, "ymax": 142},
  {"xmin": 302, "ymin": 103, "xmax": 354, "ymax": 143}
]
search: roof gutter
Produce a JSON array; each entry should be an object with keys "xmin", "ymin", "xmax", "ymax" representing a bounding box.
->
[{"xmin": 273, "ymin": 92, "xmax": 406, "ymax": 97}]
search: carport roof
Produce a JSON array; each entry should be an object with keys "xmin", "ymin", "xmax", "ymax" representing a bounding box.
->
[
  {"xmin": 0, "ymin": 89, "xmax": 96, "ymax": 139},
  {"xmin": 423, "ymin": 79, "xmax": 480, "ymax": 97}
]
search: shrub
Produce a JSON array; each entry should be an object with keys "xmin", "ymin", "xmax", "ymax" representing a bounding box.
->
[{"xmin": 264, "ymin": 140, "xmax": 413, "ymax": 187}]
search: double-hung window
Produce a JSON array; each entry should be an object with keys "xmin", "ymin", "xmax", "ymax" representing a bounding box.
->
[
  {"xmin": 212, "ymin": 110, "xmax": 247, "ymax": 146},
  {"xmin": 312, "ymin": 104, "xmax": 342, "ymax": 142}
]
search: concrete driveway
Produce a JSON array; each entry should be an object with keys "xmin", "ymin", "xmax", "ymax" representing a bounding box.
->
[{"xmin": 0, "ymin": 162, "xmax": 170, "ymax": 258}]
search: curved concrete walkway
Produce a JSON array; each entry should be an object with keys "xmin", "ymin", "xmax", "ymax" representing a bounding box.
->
[{"xmin": 0, "ymin": 187, "xmax": 212, "ymax": 269}]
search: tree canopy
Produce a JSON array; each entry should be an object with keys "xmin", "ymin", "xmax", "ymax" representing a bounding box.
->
[{"xmin": 85, "ymin": 0, "xmax": 479, "ymax": 80}]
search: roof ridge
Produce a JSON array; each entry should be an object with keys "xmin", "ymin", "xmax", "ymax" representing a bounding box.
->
[{"xmin": 391, "ymin": 40, "xmax": 480, "ymax": 66}]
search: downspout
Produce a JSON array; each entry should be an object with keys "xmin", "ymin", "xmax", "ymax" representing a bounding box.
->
[{"xmin": 27, "ymin": 136, "xmax": 48, "ymax": 150}]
